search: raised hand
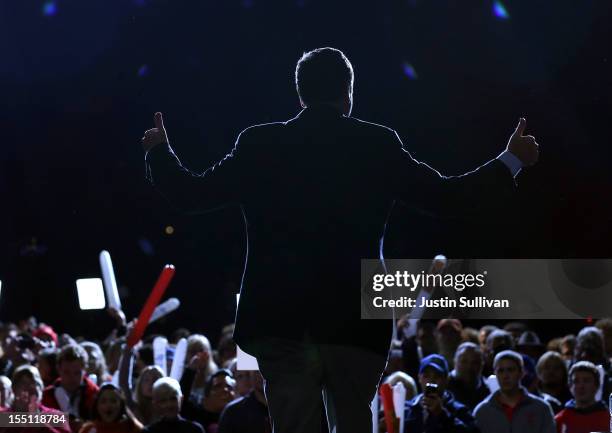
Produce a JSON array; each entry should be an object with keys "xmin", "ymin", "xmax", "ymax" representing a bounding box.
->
[
  {"xmin": 506, "ymin": 117, "xmax": 539, "ymax": 166},
  {"xmin": 141, "ymin": 112, "xmax": 169, "ymax": 152}
]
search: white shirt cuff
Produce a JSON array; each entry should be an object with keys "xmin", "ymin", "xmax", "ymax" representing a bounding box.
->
[{"xmin": 497, "ymin": 150, "xmax": 523, "ymax": 177}]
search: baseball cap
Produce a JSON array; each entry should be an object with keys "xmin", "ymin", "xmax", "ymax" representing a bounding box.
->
[{"xmin": 419, "ymin": 354, "xmax": 449, "ymax": 376}]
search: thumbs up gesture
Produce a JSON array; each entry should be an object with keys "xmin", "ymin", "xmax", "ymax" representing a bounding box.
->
[
  {"xmin": 506, "ymin": 117, "xmax": 539, "ymax": 166},
  {"xmin": 141, "ymin": 112, "xmax": 169, "ymax": 152}
]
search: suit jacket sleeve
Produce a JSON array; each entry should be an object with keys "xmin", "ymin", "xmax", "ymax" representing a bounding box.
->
[
  {"xmin": 385, "ymin": 129, "xmax": 516, "ymax": 217},
  {"xmin": 145, "ymin": 128, "xmax": 251, "ymax": 214}
]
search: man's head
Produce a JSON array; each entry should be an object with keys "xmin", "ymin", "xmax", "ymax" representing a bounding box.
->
[
  {"xmin": 575, "ymin": 326, "xmax": 605, "ymax": 364},
  {"xmin": 536, "ymin": 350, "xmax": 567, "ymax": 388},
  {"xmin": 453, "ymin": 342, "xmax": 484, "ymax": 384},
  {"xmin": 568, "ymin": 361, "xmax": 599, "ymax": 407},
  {"xmin": 418, "ymin": 354, "xmax": 449, "ymax": 392},
  {"xmin": 152, "ymin": 377, "xmax": 182, "ymax": 419},
  {"xmin": 295, "ymin": 47, "xmax": 354, "ymax": 115},
  {"xmin": 57, "ymin": 344, "xmax": 88, "ymax": 394},
  {"xmin": 203, "ymin": 369, "xmax": 236, "ymax": 413},
  {"xmin": 493, "ymin": 350, "xmax": 524, "ymax": 393}
]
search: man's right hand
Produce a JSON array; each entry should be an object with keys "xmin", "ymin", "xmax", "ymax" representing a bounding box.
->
[
  {"xmin": 141, "ymin": 112, "xmax": 169, "ymax": 152},
  {"xmin": 506, "ymin": 117, "xmax": 539, "ymax": 166}
]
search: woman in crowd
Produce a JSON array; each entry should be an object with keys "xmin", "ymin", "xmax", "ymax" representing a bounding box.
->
[
  {"xmin": 0, "ymin": 365, "xmax": 70, "ymax": 433},
  {"xmin": 79, "ymin": 383, "xmax": 143, "ymax": 433},
  {"xmin": 81, "ymin": 342, "xmax": 111, "ymax": 385},
  {"xmin": 183, "ymin": 334, "xmax": 218, "ymax": 406}
]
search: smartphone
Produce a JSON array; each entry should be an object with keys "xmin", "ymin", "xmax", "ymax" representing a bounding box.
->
[{"xmin": 425, "ymin": 383, "xmax": 439, "ymax": 396}]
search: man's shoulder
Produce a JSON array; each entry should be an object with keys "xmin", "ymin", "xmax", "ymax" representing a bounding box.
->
[{"xmin": 473, "ymin": 392, "xmax": 497, "ymax": 415}]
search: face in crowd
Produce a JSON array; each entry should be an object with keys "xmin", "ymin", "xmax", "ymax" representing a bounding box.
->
[
  {"xmin": 454, "ymin": 345, "xmax": 483, "ymax": 385},
  {"xmin": 58, "ymin": 359, "xmax": 85, "ymax": 394},
  {"xmin": 494, "ymin": 358, "xmax": 523, "ymax": 393},
  {"xmin": 152, "ymin": 381, "xmax": 182, "ymax": 419},
  {"xmin": 96, "ymin": 387, "xmax": 123, "ymax": 423}
]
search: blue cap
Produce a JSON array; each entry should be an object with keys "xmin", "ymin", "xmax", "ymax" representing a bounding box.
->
[{"xmin": 419, "ymin": 354, "xmax": 449, "ymax": 376}]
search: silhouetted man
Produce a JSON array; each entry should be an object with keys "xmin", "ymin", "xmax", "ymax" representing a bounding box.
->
[{"xmin": 141, "ymin": 47, "xmax": 539, "ymax": 433}]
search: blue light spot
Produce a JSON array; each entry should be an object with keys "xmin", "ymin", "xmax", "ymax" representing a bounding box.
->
[
  {"xmin": 42, "ymin": 1, "xmax": 57, "ymax": 16},
  {"xmin": 138, "ymin": 238, "xmax": 155, "ymax": 256},
  {"xmin": 138, "ymin": 64, "xmax": 149, "ymax": 77},
  {"xmin": 402, "ymin": 62, "xmax": 418, "ymax": 80},
  {"xmin": 493, "ymin": 1, "xmax": 510, "ymax": 19}
]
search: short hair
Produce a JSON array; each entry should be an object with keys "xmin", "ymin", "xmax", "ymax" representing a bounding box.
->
[
  {"xmin": 295, "ymin": 47, "xmax": 354, "ymax": 106},
  {"xmin": 576, "ymin": 327, "xmax": 604, "ymax": 354},
  {"xmin": 57, "ymin": 344, "xmax": 88, "ymax": 367},
  {"xmin": 486, "ymin": 329, "xmax": 514, "ymax": 352},
  {"xmin": 595, "ymin": 318, "xmax": 612, "ymax": 333},
  {"xmin": 11, "ymin": 365, "xmax": 44, "ymax": 399},
  {"xmin": 536, "ymin": 351, "xmax": 567, "ymax": 378},
  {"xmin": 152, "ymin": 377, "xmax": 182, "ymax": 398},
  {"xmin": 454, "ymin": 342, "xmax": 482, "ymax": 362},
  {"xmin": 204, "ymin": 369, "xmax": 235, "ymax": 397},
  {"xmin": 493, "ymin": 350, "xmax": 524, "ymax": 371},
  {"xmin": 568, "ymin": 361, "xmax": 600, "ymax": 387}
]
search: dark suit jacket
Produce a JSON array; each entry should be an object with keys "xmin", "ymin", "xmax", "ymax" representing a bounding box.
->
[{"xmin": 145, "ymin": 104, "xmax": 515, "ymax": 356}]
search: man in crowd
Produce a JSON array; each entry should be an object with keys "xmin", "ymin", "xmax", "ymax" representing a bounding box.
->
[
  {"xmin": 554, "ymin": 361, "xmax": 610, "ymax": 433},
  {"xmin": 436, "ymin": 319, "xmax": 463, "ymax": 370},
  {"xmin": 572, "ymin": 326, "xmax": 612, "ymax": 399},
  {"xmin": 474, "ymin": 350, "xmax": 556, "ymax": 433},
  {"xmin": 447, "ymin": 342, "xmax": 490, "ymax": 411},
  {"xmin": 42, "ymin": 344, "xmax": 98, "ymax": 431},
  {"xmin": 403, "ymin": 354, "xmax": 476, "ymax": 432},
  {"xmin": 218, "ymin": 371, "xmax": 271, "ymax": 433},
  {"xmin": 145, "ymin": 377, "xmax": 204, "ymax": 433},
  {"xmin": 183, "ymin": 369, "xmax": 236, "ymax": 432}
]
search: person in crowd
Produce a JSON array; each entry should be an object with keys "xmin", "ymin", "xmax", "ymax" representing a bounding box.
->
[
  {"xmin": 560, "ymin": 335, "xmax": 576, "ymax": 364},
  {"xmin": 218, "ymin": 371, "xmax": 270, "ymax": 433},
  {"xmin": 42, "ymin": 344, "xmax": 99, "ymax": 430},
  {"xmin": 403, "ymin": 354, "xmax": 477, "ymax": 433},
  {"xmin": 135, "ymin": 344, "xmax": 154, "ymax": 375},
  {"xmin": 547, "ymin": 337, "xmax": 563, "ymax": 353},
  {"xmin": 182, "ymin": 369, "xmax": 236, "ymax": 432},
  {"xmin": 119, "ymin": 343, "xmax": 166, "ymax": 425},
  {"xmin": 447, "ymin": 342, "xmax": 490, "ymax": 411},
  {"xmin": 37, "ymin": 348, "xmax": 59, "ymax": 387},
  {"xmin": 383, "ymin": 371, "xmax": 418, "ymax": 401},
  {"xmin": 402, "ymin": 320, "xmax": 438, "ymax": 384},
  {"xmin": 483, "ymin": 329, "xmax": 514, "ymax": 377},
  {"xmin": 216, "ymin": 334, "xmax": 237, "ymax": 369},
  {"xmin": 105, "ymin": 338, "xmax": 126, "ymax": 376},
  {"xmin": 554, "ymin": 361, "xmax": 610, "ymax": 433},
  {"xmin": 478, "ymin": 325, "xmax": 498, "ymax": 354},
  {"xmin": 522, "ymin": 354, "xmax": 562, "ymax": 413},
  {"xmin": 474, "ymin": 350, "xmax": 556, "ymax": 433},
  {"xmin": 33, "ymin": 325, "xmax": 58, "ymax": 348},
  {"xmin": 504, "ymin": 322, "xmax": 528, "ymax": 344},
  {"xmin": 536, "ymin": 351, "xmax": 572, "ymax": 407},
  {"xmin": 81, "ymin": 342, "xmax": 111, "ymax": 385},
  {"xmin": 0, "ymin": 333, "xmax": 33, "ymax": 378},
  {"xmin": 436, "ymin": 319, "xmax": 463, "ymax": 370},
  {"xmin": 0, "ymin": 365, "xmax": 70, "ymax": 433},
  {"xmin": 183, "ymin": 335, "xmax": 219, "ymax": 406},
  {"xmin": 572, "ymin": 326, "xmax": 612, "ymax": 398},
  {"xmin": 144, "ymin": 377, "xmax": 204, "ymax": 433},
  {"xmin": 0, "ymin": 376, "xmax": 12, "ymax": 408},
  {"xmin": 79, "ymin": 383, "xmax": 143, "ymax": 433},
  {"xmin": 595, "ymin": 318, "xmax": 612, "ymax": 361},
  {"xmin": 517, "ymin": 331, "xmax": 545, "ymax": 361},
  {"xmin": 461, "ymin": 327, "xmax": 480, "ymax": 345},
  {"xmin": 226, "ymin": 359, "xmax": 253, "ymax": 397}
]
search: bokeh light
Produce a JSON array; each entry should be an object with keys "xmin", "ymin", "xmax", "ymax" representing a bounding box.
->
[
  {"xmin": 42, "ymin": 1, "xmax": 57, "ymax": 16},
  {"xmin": 138, "ymin": 64, "xmax": 149, "ymax": 77},
  {"xmin": 165, "ymin": 225, "xmax": 175, "ymax": 235},
  {"xmin": 402, "ymin": 62, "xmax": 418, "ymax": 80},
  {"xmin": 493, "ymin": 1, "xmax": 510, "ymax": 20}
]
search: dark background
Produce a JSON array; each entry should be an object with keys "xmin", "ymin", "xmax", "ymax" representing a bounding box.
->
[{"xmin": 1, "ymin": 0, "xmax": 610, "ymax": 343}]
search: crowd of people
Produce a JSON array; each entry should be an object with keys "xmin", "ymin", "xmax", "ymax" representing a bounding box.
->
[{"xmin": 1, "ymin": 312, "xmax": 612, "ymax": 433}]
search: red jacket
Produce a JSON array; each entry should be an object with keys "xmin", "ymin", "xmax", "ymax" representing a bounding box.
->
[
  {"xmin": 42, "ymin": 376, "xmax": 99, "ymax": 421},
  {"xmin": 555, "ymin": 400, "xmax": 610, "ymax": 433}
]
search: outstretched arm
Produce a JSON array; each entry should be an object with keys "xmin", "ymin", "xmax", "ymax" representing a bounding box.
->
[
  {"xmin": 142, "ymin": 112, "xmax": 246, "ymax": 214},
  {"xmin": 388, "ymin": 118, "xmax": 539, "ymax": 217}
]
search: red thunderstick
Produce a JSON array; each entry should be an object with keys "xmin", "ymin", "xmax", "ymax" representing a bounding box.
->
[{"xmin": 127, "ymin": 264, "xmax": 176, "ymax": 347}]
